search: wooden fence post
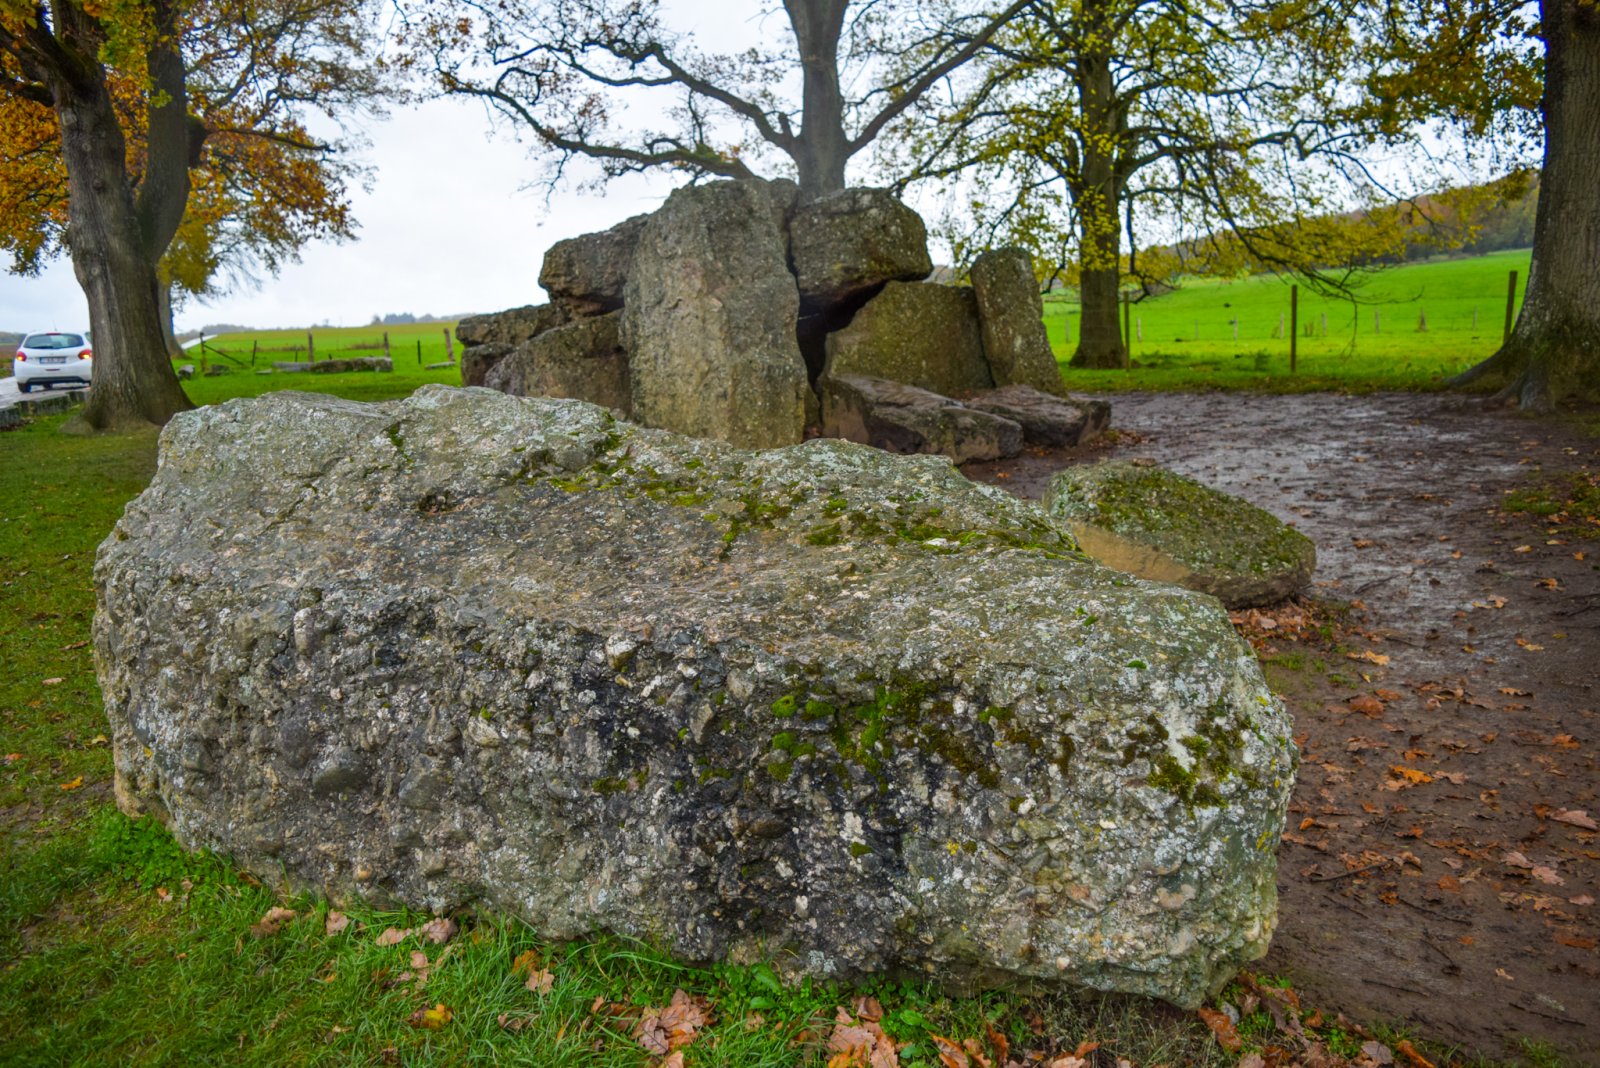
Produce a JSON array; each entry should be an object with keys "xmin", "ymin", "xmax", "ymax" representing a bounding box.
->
[
  {"xmin": 251, "ymin": 339, "xmax": 258, "ymax": 367},
  {"xmin": 1122, "ymin": 294, "xmax": 1131, "ymax": 354},
  {"xmin": 443, "ymin": 327, "xmax": 455, "ymax": 364},
  {"xmin": 384, "ymin": 332, "xmax": 391, "ymax": 361},
  {"xmin": 1504, "ymin": 269, "xmax": 1519, "ymax": 345},
  {"xmin": 198, "ymin": 332, "xmax": 207, "ymax": 374},
  {"xmin": 416, "ymin": 339, "xmax": 422, "ymax": 365},
  {"xmin": 307, "ymin": 331, "xmax": 315, "ymax": 363},
  {"xmin": 1290, "ymin": 284, "xmax": 1299, "ymax": 373}
]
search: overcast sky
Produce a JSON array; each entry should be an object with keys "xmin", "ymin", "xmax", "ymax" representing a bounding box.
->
[{"xmin": 0, "ymin": 94, "xmax": 700, "ymax": 334}]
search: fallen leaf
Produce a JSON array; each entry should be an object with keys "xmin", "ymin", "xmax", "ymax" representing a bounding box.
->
[
  {"xmin": 1237, "ymin": 1055, "xmax": 1266, "ymax": 1068},
  {"xmin": 1551, "ymin": 809, "xmax": 1598, "ymax": 830},
  {"xmin": 1503, "ymin": 850, "xmax": 1534, "ymax": 869},
  {"xmin": 1553, "ymin": 734, "xmax": 1580, "ymax": 749},
  {"xmin": 1197, "ymin": 1007, "xmax": 1242, "ymax": 1053},
  {"xmin": 325, "ymin": 911, "xmax": 350, "ymax": 936},
  {"xmin": 525, "ymin": 968, "xmax": 554, "ymax": 995},
  {"xmin": 1362, "ymin": 1040, "xmax": 1395, "ymax": 1065},
  {"xmin": 1387, "ymin": 765, "xmax": 1433, "ymax": 788},
  {"xmin": 1348, "ymin": 650, "xmax": 1391, "ymax": 666},
  {"xmin": 1348, "ymin": 695, "xmax": 1385, "ymax": 716},
  {"xmin": 661, "ymin": 1053, "xmax": 686, "ymax": 1068},
  {"xmin": 375, "ymin": 927, "xmax": 411, "ymax": 947},
  {"xmin": 496, "ymin": 1013, "xmax": 527, "ymax": 1033},
  {"xmin": 420, "ymin": 917, "xmax": 458, "ymax": 944},
  {"xmin": 1570, "ymin": 894, "xmax": 1595, "ymax": 906},
  {"xmin": 58, "ymin": 776, "xmax": 83, "ymax": 791},
  {"xmin": 1555, "ymin": 934, "xmax": 1597, "ymax": 950},
  {"xmin": 1513, "ymin": 544, "xmax": 1533, "ymax": 553},
  {"xmin": 409, "ymin": 1003, "xmax": 452, "ymax": 1030},
  {"xmin": 637, "ymin": 989, "xmax": 710, "ymax": 1055},
  {"xmin": 250, "ymin": 906, "xmax": 297, "ymax": 938},
  {"xmin": 1531, "ymin": 866, "xmax": 1565, "ymax": 886},
  {"xmin": 42, "ymin": 677, "xmax": 63, "ymax": 686},
  {"xmin": 511, "ymin": 949, "xmax": 540, "ymax": 974},
  {"xmin": 1515, "ymin": 638, "xmax": 1545, "ymax": 651}
]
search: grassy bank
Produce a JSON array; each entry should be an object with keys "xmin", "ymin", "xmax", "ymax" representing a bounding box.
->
[{"xmin": 1047, "ymin": 249, "xmax": 1532, "ymax": 393}]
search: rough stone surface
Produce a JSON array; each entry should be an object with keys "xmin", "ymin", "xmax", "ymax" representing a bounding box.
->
[
  {"xmin": 483, "ymin": 312, "xmax": 631, "ymax": 416},
  {"xmin": 308, "ymin": 357, "xmax": 391, "ymax": 374},
  {"xmin": 969, "ymin": 248, "xmax": 1067, "ymax": 396},
  {"xmin": 461, "ymin": 344, "xmax": 512, "ymax": 389},
  {"xmin": 1044, "ymin": 461, "xmax": 1317, "ymax": 609},
  {"xmin": 963, "ymin": 385, "xmax": 1111, "ymax": 447},
  {"xmin": 824, "ymin": 282, "xmax": 994, "ymax": 398},
  {"xmin": 623, "ymin": 180, "xmax": 808, "ymax": 449},
  {"xmin": 788, "ymin": 188, "xmax": 933, "ymax": 311},
  {"xmin": 98, "ymin": 386, "xmax": 1294, "ymax": 1009},
  {"xmin": 822, "ymin": 375, "xmax": 1022, "ymax": 464},
  {"xmin": 456, "ymin": 303, "xmax": 571, "ymax": 348},
  {"xmin": 539, "ymin": 215, "xmax": 650, "ymax": 316}
]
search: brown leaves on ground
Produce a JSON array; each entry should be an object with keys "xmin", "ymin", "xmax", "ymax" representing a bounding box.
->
[
  {"xmin": 1197, "ymin": 1006, "xmax": 1242, "ymax": 1052},
  {"xmin": 419, "ymin": 917, "xmax": 458, "ymax": 944},
  {"xmin": 635, "ymin": 989, "xmax": 711, "ymax": 1057},
  {"xmin": 827, "ymin": 998, "xmax": 899, "ymax": 1067},
  {"xmin": 375, "ymin": 926, "xmax": 411, "ymax": 947},
  {"xmin": 324, "ymin": 910, "xmax": 350, "ymax": 936},
  {"xmin": 249, "ymin": 906, "xmax": 296, "ymax": 938},
  {"xmin": 510, "ymin": 948, "xmax": 555, "ymax": 994}
]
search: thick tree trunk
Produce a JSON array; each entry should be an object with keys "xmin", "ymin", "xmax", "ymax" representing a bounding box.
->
[
  {"xmin": 1068, "ymin": 26, "xmax": 1127, "ymax": 370},
  {"xmin": 1449, "ymin": 0, "xmax": 1600, "ymax": 410},
  {"xmin": 56, "ymin": 78, "xmax": 193, "ymax": 429},
  {"xmin": 786, "ymin": 0, "xmax": 851, "ymax": 198}
]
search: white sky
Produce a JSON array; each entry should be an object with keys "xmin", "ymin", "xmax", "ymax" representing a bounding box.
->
[{"xmin": 0, "ymin": 95, "xmax": 695, "ymax": 333}]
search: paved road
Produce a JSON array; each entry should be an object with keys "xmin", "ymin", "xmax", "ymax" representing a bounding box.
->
[{"xmin": 0, "ymin": 375, "xmax": 89, "ymax": 414}]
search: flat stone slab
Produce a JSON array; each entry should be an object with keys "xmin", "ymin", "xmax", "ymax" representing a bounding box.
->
[
  {"xmin": 97, "ymin": 386, "xmax": 1294, "ymax": 1008},
  {"xmin": 1044, "ymin": 460, "xmax": 1316, "ymax": 609},
  {"xmin": 963, "ymin": 385, "xmax": 1111, "ymax": 447},
  {"xmin": 822, "ymin": 374, "xmax": 1023, "ymax": 463}
]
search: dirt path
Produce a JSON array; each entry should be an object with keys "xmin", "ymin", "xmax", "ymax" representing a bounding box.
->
[{"xmin": 965, "ymin": 392, "xmax": 1600, "ymax": 1064}]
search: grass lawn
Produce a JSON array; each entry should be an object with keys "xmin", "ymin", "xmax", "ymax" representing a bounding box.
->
[
  {"xmin": 0, "ymin": 293, "xmax": 1546, "ymax": 1065},
  {"xmin": 1047, "ymin": 249, "xmax": 1533, "ymax": 393}
]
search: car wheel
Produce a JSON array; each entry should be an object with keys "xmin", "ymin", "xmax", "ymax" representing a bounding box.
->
[{"xmin": 18, "ymin": 382, "xmax": 31, "ymax": 393}]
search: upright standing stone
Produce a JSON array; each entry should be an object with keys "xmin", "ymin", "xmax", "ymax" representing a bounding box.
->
[
  {"xmin": 970, "ymin": 248, "xmax": 1067, "ymax": 396},
  {"xmin": 483, "ymin": 312, "xmax": 631, "ymax": 416},
  {"xmin": 823, "ymin": 282, "xmax": 993, "ymax": 398},
  {"xmin": 623, "ymin": 180, "xmax": 808, "ymax": 449}
]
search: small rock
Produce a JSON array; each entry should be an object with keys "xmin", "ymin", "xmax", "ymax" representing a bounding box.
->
[
  {"xmin": 963, "ymin": 384, "xmax": 1110, "ymax": 447},
  {"xmin": 821, "ymin": 375, "xmax": 1022, "ymax": 463}
]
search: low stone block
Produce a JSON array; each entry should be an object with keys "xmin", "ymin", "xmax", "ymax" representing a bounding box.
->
[
  {"xmin": 963, "ymin": 385, "xmax": 1111, "ymax": 447},
  {"xmin": 822, "ymin": 374, "xmax": 1022, "ymax": 464},
  {"xmin": 98, "ymin": 386, "xmax": 1294, "ymax": 1009},
  {"xmin": 539, "ymin": 215, "xmax": 650, "ymax": 316},
  {"xmin": 483, "ymin": 311, "xmax": 631, "ymax": 416},
  {"xmin": 1044, "ymin": 460, "xmax": 1317, "ymax": 608}
]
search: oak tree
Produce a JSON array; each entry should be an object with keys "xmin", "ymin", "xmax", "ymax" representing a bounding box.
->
[
  {"xmin": 406, "ymin": 0, "xmax": 1029, "ymax": 200},
  {"xmin": 0, "ymin": 0, "xmax": 381, "ymax": 428}
]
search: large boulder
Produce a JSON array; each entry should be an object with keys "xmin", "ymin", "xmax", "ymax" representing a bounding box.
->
[
  {"xmin": 623, "ymin": 180, "xmax": 808, "ymax": 449},
  {"xmin": 456, "ymin": 303, "xmax": 571, "ymax": 348},
  {"xmin": 1044, "ymin": 461, "xmax": 1316, "ymax": 609},
  {"xmin": 963, "ymin": 385, "xmax": 1110, "ymax": 447},
  {"xmin": 538, "ymin": 215, "xmax": 650, "ymax": 317},
  {"xmin": 458, "ymin": 304, "xmax": 571, "ymax": 387},
  {"xmin": 969, "ymin": 248, "xmax": 1067, "ymax": 396},
  {"xmin": 788, "ymin": 188, "xmax": 933, "ymax": 310},
  {"xmin": 98, "ymin": 386, "xmax": 1295, "ymax": 1009},
  {"xmin": 483, "ymin": 312, "xmax": 631, "ymax": 416},
  {"xmin": 821, "ymin": 375, "xmax": 1022, "ymax": 464},
  {"xmin": 823, "ymin": 282, "xmax": 994, "ymax": 398}
]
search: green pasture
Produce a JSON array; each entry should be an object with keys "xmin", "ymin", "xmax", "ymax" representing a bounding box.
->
[
  {"xmin": 178, "ymin": 321, "xmax": 465, "ymax": 405},
  {"xmin": 1047, "ymin": 249, "xmax": 1533, "ymax": 392}
]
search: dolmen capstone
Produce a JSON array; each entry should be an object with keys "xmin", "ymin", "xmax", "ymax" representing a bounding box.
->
[
  {"xmin": 457, "ymin": 179, "xmax": 1109, "ymax": 463},
  {"xmin": 1045, "ymin": 461, "xmax": 1317, "ymax": 609},
  {"xmin": 97, "ymin": 386, "xmax": 1294, "ymax": 1007}
]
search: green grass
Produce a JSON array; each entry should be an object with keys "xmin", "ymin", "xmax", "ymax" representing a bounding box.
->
[
  {"xmin": 1047, "ymin": 249, "xmax": 1533, "ymax": 392},
  {"xmin": 0, "ymin": 343, "xmax": 1554, "ymax": 1065}
]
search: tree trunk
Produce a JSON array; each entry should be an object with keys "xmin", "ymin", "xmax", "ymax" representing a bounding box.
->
[
  {"xmin": 786, "ymin": 0, "xmax": 851, "ymax": 199},
  {"xmin": 1449, "ymin": 0, "xmax": 1600, "ymax": 409},
  {"xmin": 1068, "ymin": 22, "xmax": 1128, "ymax": 370},
  {"xmin": 57, "ymin": 77, "xmax": 193, "ymax": 429}
]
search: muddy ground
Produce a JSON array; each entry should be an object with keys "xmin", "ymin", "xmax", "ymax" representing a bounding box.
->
[{"xmin": 965, "ymin": 392, "xmax": 1600, "ymax": 1064}]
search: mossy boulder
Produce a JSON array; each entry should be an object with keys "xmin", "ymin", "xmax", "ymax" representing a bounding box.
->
[
  {"xmin": 1044, "ymin": 461, "xmax": 1316, "ymax": 608},
  {"xmin": 98, "ymin": 386, "xmax": 1295, "ymax": 1008}
]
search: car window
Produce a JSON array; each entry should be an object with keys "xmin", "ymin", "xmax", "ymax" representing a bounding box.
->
[{"xmin": 22, "ymin": 333, "xmax": 86, "ymax": 349}]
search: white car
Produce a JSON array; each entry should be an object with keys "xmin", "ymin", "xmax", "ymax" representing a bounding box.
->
[{"xmin": 12, "ymin": 331, "xmax": 93, "ymax": 392}]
